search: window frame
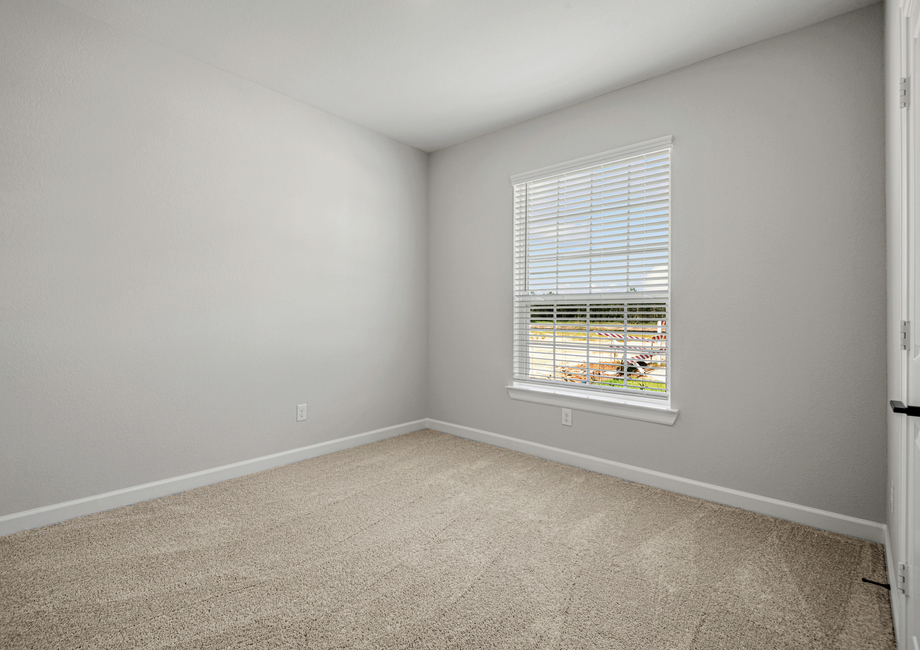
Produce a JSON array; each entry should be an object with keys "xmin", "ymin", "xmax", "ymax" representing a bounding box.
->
[{"xmin": 506, "ymin": 136, "xmax": 678, "ymax": 426}]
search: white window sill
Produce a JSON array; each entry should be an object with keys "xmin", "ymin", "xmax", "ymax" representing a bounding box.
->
[{"xmin": 506, "ymin": 382, "xmax": 679, "ymax": 426}]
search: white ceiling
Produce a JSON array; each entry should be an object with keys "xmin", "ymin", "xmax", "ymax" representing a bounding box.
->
[{"xmin": 56, "ymin": 0, "xmax": 876, "ymax": 152}]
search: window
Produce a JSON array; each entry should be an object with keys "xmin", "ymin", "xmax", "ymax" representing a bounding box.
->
[{"xmin": 509, "ymin": 136, "xmax": 676, "ymax": 424}]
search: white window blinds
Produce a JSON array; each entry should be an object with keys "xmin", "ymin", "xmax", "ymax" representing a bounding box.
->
[{"xmin": 512, "ymin": 137, "xmax": 671, "ymax": 398}]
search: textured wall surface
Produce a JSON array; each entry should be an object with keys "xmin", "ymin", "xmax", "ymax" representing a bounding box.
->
[
  {"xmin": 428, "ymin": 6, "xmax": 886, "ymax": 522},
  {"xmin": 0, "ymin": 0, "xmax": 429, "ymax": 516}
]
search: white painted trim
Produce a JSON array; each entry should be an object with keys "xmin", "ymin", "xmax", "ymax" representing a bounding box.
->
[
  {"xmin": 510, "ymin": 135, "xmax": 673, "ymax": 184},
  {"xmin": 428, "ymin": 419, "xmax": 886, "ymax": 543},
  {"xmin": 0, "ymin": 419, "xmax": 427, "ymax": 538},
  {"xmin": 3, "ymin": 416, "xmax": 886, "ymax": 546},
  {"xmin": 886, "ymin": 524, "xmax": 903, "ymax": 648},
  {"xmin": 506, "ymin": 383, "xmax": 679, "ymax": 425}
]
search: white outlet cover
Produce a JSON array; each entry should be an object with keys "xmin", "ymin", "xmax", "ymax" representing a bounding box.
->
[
  {"xmin": 297, "ymin": 404, "xmax": 307, "ymax": 422},
  {"xmin": 561, "ymin": 408, "xmax": 572, "ymax": 426}
]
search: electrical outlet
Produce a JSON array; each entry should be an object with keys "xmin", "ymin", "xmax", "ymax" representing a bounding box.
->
[
  {"xmin": 297, "ymin": 404, "xmax": 307, "ymax": 422},
  {"xmin": 561, "ymin": 408, "xmax": 572, "ymax": 426}
]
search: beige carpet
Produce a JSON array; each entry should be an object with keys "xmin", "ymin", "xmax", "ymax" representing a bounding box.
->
[{"xmin": 0, "ymin": 429, "xmax": 896, "ymax": 649}]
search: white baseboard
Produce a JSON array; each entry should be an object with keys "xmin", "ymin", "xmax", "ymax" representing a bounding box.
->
[
  {"xmin": 0, "ymin": 419, "xmax": 427, "ymax": 538},
  {"xmin": 3, "ymin": 417, "xmax": 888, "ymax": 547},
  {"xmin": 427, "ymin": 418, "xmax": 887, "ymax": 544}
]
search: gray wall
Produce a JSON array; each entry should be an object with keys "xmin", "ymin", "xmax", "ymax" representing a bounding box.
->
[
  {"xmin": 428, "ymin": 6, "xmax": 887, "ymax": 522},
  {"xmin": 0, "ymin": 0, "xmax": 429, "ymax": 517}
]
